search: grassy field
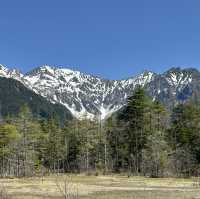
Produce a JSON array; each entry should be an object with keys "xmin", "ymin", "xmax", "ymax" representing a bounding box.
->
[{"xmin": 1, "ymin": 174, "xmax": 200, "ymax": 199}]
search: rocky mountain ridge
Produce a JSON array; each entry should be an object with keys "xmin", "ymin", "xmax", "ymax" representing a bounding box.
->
[{"xmin": 0, "ymin": 64, "xmax": 198, "ymax": 119}]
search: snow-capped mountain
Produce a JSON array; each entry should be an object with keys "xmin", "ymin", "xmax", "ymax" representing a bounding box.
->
[
  {"xmin": 23, "ymin": 66, "xmax": 155, "ymax": 119},
  {"xmin": 0, "ymin": 64, "xmax": 23, "ymax": 81},
  {"xmin": 0, "ymin": 64, "xmax": 199, "ymax": 119}
]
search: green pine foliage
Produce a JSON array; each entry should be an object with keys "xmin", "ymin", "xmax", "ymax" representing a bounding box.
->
[
  {"xmin": 0, "ymin": 77, "xmax": 73, "ymax": 122},
  {"xmin": 0, "ymin": 85, "xmax": 200, "ymax": 177},
  {"xmin": 118, "ymin": 87, "xmax": 153, "ymax": 173}
]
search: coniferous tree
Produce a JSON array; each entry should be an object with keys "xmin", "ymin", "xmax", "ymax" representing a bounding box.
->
[
  {"xmin": 61, "ymin": 119, "xmax": 80, "ymax": 172},
  {"xmin": 14, "ymin": 105, "xmax": 40, "ymax": 176},
  {"xmin": 119, "ymin": 86, "xmax": 152, "ymax": 174},
  {"xmin": 0, "ymin": 124, "xmax": 19, "ymax": 176},
  {"xmin": 40, "ymin": 116, "xmax": 62, "ymax": 173},
  {"xmin": 141, "ymin": 101, "xmax": 170, "ymax": 177},
  {"xmin": 169, "ymin": 103, "xmax": 200, "ymax": 176}
]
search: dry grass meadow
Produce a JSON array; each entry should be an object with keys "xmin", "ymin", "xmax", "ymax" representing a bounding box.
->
[{"xmin": 1, "ymin": 174, "xmax": 200, "ymax": 199}]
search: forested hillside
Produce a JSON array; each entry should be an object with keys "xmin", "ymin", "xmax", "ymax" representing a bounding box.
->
[
  {"xmin": 0, "ymin": 86, "xmax": 200, "ymax": 178},
  {"xmin": 0, "ymin": 77, "xmax": 73, "ymax": 122}
]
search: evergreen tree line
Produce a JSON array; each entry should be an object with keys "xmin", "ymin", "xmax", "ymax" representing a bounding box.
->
[{"xmin": 0, "ymin": 86, "xmax": 200, "ymax": 178}]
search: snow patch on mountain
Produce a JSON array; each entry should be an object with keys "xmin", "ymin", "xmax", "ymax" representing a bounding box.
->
[
  {"xmin": 0, "ymin": 64, "xmax": 24, "ymax": 82},
  {"xmin": 0, "ymin": 64, "xmax": 196, "ymax": 120},
  {"xmin": 22, "ymin": 66, "xmax": 157, "ymax": 119}
]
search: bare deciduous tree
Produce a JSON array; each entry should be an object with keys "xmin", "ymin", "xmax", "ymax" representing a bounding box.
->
[{"xmin": 55, "ymin": 174, "xmax": 79, "ymax": 199}]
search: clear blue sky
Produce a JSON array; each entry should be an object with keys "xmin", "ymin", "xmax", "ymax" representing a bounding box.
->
[{"xmin": 1, "ymin": 0, "xmax": 200, "ymax": 79}]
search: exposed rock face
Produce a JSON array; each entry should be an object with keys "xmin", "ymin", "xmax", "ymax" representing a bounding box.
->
[{"xmin": 0, "ymin": 64, "xmax": 199, "ymax": 119}]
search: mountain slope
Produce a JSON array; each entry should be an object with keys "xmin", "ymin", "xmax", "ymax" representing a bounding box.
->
[
  {"xmin": 0, "ymin": 76, "xmax": 73, "ymax": 121},
  {"xmin": 23, "ymin": 66, "xmax": 155, "ymax": 119},
  {"xmin": 0, "ymin": 64, "xmax": 199, "ymax": 119},
  {"xmin": 145, "ymin": 67, "xmax": 199, "ymax": 108}
]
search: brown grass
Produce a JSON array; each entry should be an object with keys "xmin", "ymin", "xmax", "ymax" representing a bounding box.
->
[{"xmin": 0, "ymin": 175, "xmax": 200, "ymax": 199}]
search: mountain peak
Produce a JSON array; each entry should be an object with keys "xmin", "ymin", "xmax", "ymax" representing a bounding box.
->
[
  {"xmin": 165, "ymin": 67, "xmax": 199, "ymax": 75},
  {"xmin": 0, "ymin": 64, "xmax": 9, "ymax": 73},
  {"xmin": 0, "ymin": 64, "xmax": 199, "ymax": 119},
  {"xmin": 0, "ymin": 64, "xmax": 11, "ymax": 78},
  {"xmin": 26, "ymin": 65, "xmax": 55, "ymax": 76},
  {"xmin": 26, "ymin": 65, "xmax": 81, "ymax": 77},
  {"xmin": 164, "ymin": 67, "xmax": 183, "ymax": 75},
  {"xmin": 142, "ymin": 69, "xmax": 155, "ymax": 75}
]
